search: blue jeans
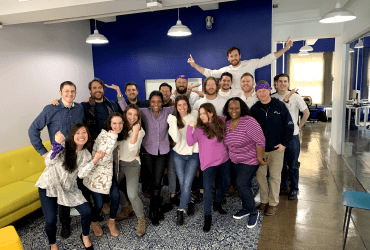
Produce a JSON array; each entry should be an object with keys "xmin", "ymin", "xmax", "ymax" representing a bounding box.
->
[
  {"xmin": 281, "ymin": 135, "xmax": 300, "ymax": 191},
  {"xmin": 233, "ymin": 163, "xmax": 259, "ymax": 214},
  {"xmin": 173, "ymin": 151, "xmax": 200, "ymax": 210},
  {"xmin": 168, "ymin": 147, "xmax": 177, "ymax": 195},
  {"xmin": 91, "ymin": 177, "xmax": 120, "ymax": 220},
  {"xmin": 38, "ymin": 188, "xmax": 91, "ymax": 245},
  {"xmin": 203, "ymin": 159, "xmax": 231, "ymax": 216}
]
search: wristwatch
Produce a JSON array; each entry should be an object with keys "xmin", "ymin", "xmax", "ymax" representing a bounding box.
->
[
  {"xmin": 284, "ymin": 99, "xmax": 289, "ymax": 103},
  {"xmin": 117, "ymin": 94, "xmax": 123, "ymax": 98}
]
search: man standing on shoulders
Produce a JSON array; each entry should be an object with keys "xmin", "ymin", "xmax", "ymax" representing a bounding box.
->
[
  {"xmin": 239, "ymin": 73, "xmax": 259, "ymax": 109},
  {"xmin": 250, "ymin": 81, "xmax": 294, "ymax": 216},
  {"xmin": 187, "ymin": 37, "xmax": 293, "ymax": 90},
  {"xmin": 29, "ymin": 81, "xmax": 84, "ymax": 239},
  {"xmin": 193, "ymin": 77, "xmax": 227, "ymax": 116},
  {"xmin": 271, "ymin": 74, "xmax": 309, "ymax": 200}
]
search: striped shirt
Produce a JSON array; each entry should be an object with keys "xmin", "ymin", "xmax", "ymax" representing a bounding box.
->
[{"xmin": 224, "ymin": 116, "xmax": 265, "ymax": 165}]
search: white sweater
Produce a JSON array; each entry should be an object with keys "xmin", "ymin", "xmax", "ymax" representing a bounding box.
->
[
  {"xmin": 193, "ymin": 95, "xmax": 227, "ymax": 116},
  {"xmin": 118, "ymin": 128, "xmax": 145, "ymax": 163},
  {"xmin": 167, "ymin": 113, "xmax": 199, "ymax": 155}
]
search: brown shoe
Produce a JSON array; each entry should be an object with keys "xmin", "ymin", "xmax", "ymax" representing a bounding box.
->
[
  {"xmin": 115, "ymin": 206, "xmax": 135, "ymax": 221},
  {"xmin": 256, "ymin": 203, "xmax": 268, "ymax": 212},
  {"xmin": 102, "ymin": 202, "xmax": 110, "ymax": 215},
  {"xmin": 143, "ymin": 190, "xmax": 150, "ymax": 198},
  {"xmin": 91, "ymin": 222, "xmax": 103, "ymax": 237},
  {"xmin": 136, "ymin": 217, "xmax": 146, "ymax": 237},
  {"xmin": 265, "ymin": 205, "xmax": 278, "ymax": 216},
  {"xmin": 107, "ymin": 219, "xmax": 119, "ymax": 237},
  {"xmin": 225, "ymin": 185, "xmax": 236, "ymax": 197}
]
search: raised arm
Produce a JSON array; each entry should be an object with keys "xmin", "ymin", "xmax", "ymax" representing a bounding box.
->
[
  {"xmin": 93, "ymin": 130, "xmax": 118, "ymax": 165},
  {"xmin": 274, "ymin": 36, "xmax": 293, "ymax": 59},
  {"xmin": 128, "ymin": 125, "xmax": 145, "ymax": 152},
  {"xmin": 77, "ymin": 150, "xmax": 106, "ymax": 179},
  {"xmin": 186, "ymin": 121, "xmax": 198, "ymax": 146},
  {"xmin": 167, "ymin": 114, "xmax": 180, "ymax": 143},
  {"xmin": 188, "ymin": 54, "xmax": 205, "ymax": 75}
]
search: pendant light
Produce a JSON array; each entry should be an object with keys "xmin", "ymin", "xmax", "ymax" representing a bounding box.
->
[
  {"xmin": 299, "ymin": 40, "xmax": 313, "ymax": 52},
  {"xmin": 319, "ymin": 1, "xmax": 356, "ymax": 23},
  {"xmin": 86, "ymin": 19, "xmax": 109, "ymax": 44},
  {"xmin": 168, "ymin": 8, "xmax": 192, "ymax": 37},
  {"xmin": 349, "ymin": 48, "xmax": 355, "ymax": 53},
  {"xmin": 354, "ymin": 39, "xmax": 364, "ymax": 49},
  {"xmin": 298, "ymin": 51, "xmax": 309, "ymax": 56}
]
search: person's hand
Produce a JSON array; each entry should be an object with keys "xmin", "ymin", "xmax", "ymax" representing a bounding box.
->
[
  {"xmin": 167, "ymin": 114, "xmax": 177, "ymax": 123},
  {"xmin": 290, "ymin": 88, "xmax": 299, "ymax": 95},
  {"xmin": 42, "ymin": 153, "xmax": 48, "ymax": 158},
  {"xmin": 284, "ymin": 36, "xmax": 293, "ymax": 50},
  {"xmin": 135, "ymin": 150, "xmax": 140, "ymax": 157},
  {"xmin": 187, "ymin": 54, "xmax": 196, "ymax": 68},
  {"xmin": 132, "ymin": 123, "xmax": 140, "ymax": 134},
  {"xmin": 257, "ymin": 158, "xmax": 268, "ymax": 165},
  {"xmin": 188, "ymin": 83, "xmax": 201, "ymax": 92},
  {"xmin": 170, "ymin": 97, "xmax": 175, "ymax": 104},
  {"xmin": 55, "ymin": 131, "xmax": 65, "ymax": 144},
  {"xmin": 275, "ymin": 144, "xmax": 286, "ymax": 152},
  {"xmin": 189, "ymin": 120, "xmax": 196, "ymax": 127},
  {"xmin": 50, "ymin": 99, "xmax": 59, "ymax": 106},
  {"xmin": 105, "ymin": 84, "xmax": 122, "ymax": 95},
  {"xmin": 93, "ymin": 151, "xmax": 106, "ymax": 164},
  {"xmin": 84, "ymin": 97, "xmax": 90, "ymax": 102}
]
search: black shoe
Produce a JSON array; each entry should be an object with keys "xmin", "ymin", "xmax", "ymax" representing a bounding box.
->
[
  {"xmin": 158, "ymin": 207, "xmax": 164, "ymax": 221},
  {"xmin": 280, "ymin": 186, "xmax": 289, "ymax": 194},
  {"xmin": 221, "ymin": 197, "xmax": 227, "ymax": 205},
  {"xmin": 170, "ymin": 196, "xmax": 180, "ymax": 207},
  {"xmin": 176, "ymin": 210, "xmax": 184, "ymax": 226},
  {"xmin": 60, "ymin": 224, "xmax": 71, "ymax": 239},
  {"xmin": 149, "ymin": 211, "xmax": 159, "ymax": 226},
  {"xmin": 80, "ymin": 234, "xmax": 94, "ymax": 250},
  {"xmin": 288, "ymin": 190, "xmax": 298, "ymax": 200},
  {"xmin": 187, "ymin": 202, "xmax": 195, "ymax": 216},
  {"xmin": 203, "ymin": 215, "xmax": 212, "ymax": 232},
  {"xmin": 213, "ymin": 201, "xmax": 227, "ymax": 214}
]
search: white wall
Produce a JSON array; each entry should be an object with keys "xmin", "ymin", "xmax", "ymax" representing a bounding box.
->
[{"xmin": 0, "ymin": 21, "xmax": 94, "ymax": 153}]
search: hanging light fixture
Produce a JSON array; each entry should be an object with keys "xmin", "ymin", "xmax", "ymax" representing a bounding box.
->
[
  {"xmin": 168, "ymin": 8, "xmax": 192, "ymax": 37},
  {"xmin": 299, "ymin": 40, "xmax": 313, "ymax": 52},
  {"xmin": 86, "ymin": 19, "xmax": 109, "ymax": 44},
  {"xmin": 298, "ymin": 51, "xmax": 309, "ymax": 56},
  {"xmin": 349, "ymin": 48, "xmax": 355, "ymax": 53},
  {"xmin": 319, "ymin": 0, "xmax": 356, "ymax": 23},
  {"xmin": 354, "ymin": 39, "xmax": 364, "ymax": 49}
]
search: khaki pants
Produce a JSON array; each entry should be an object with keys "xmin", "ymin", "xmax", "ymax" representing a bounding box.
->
[{"xmin": 256, "ymin": 150, "xmax": 285, "ymax": 206}]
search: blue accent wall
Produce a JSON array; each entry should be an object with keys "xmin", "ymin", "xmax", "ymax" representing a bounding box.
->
[
  {"xmin": 91, "ymin": 0, "xmax": 273, "ymax": 100},
  {"xmin": 276, "ymin": 38, "xmax": 335, "ymax": 75}
]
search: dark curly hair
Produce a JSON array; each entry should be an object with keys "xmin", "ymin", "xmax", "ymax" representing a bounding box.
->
[
  {"xmin": 122, "ymin": 104, "xmax": 142, "ymax": 140},
  {"xmin": 222, "ymin": 97, "xmax": 250, "ymax": 122},
  {"xmin": 196, "ymin": 103, "xmax": 224, "ymax": 142},
  {"xmin": 173, "ymin": 95, "xmax": 191, "ymax": 129},
  {"xmin": 63, "ymin": 123, "xmax": 92, "ymax": 173}
]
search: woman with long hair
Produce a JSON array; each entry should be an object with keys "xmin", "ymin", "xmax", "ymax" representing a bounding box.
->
[
  {"xmin": 186, "ymin": 103, "xmax": 231, "ymax": 232},
  {"xmin": 223, "ymin": 97, "xmax": 266, "ymax": 229},
  {"xmin": 35, "ymin": 123, "xmax": 105, "ymax": 250},
  {"xmin": 116, "ymin": 104, "xmax": 146, "ymax": 236},
  {"xmin": 83, "ymin": 112, "xmax": 123, "ymax": 237},
  {"xmin": 167, "ymin": 95, "xmax": 199, "ymax": 226},
  {"xmin": 118, "ymin": 90, "xmax": 174, "ymax": 225}
]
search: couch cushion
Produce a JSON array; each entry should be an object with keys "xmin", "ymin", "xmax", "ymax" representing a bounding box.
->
[
  {"xmin": 0, "ymin": 141, "xmax": 50, "ymax": 188},
  {"xmin": 0, "ymin": 181, "xmax": 39, "ymax": 218},
  {"xmin": 23, "ymin": 172, "xmax": 43, "ymax": 184}
]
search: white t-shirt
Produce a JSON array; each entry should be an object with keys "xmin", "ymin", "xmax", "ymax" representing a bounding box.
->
[
  {"xmin": 218, "ymin": 89, "xmax": 243, "ymax": 100},
  {"xmin": 118, "ymin": 128, "xmax": 145, "ymax": 163},
  {"xmin": 193, "ymin": 94, "xmax": 227, "ymax": 116},
  {"xmin": 239, "ymin": 91, "xmax": 259, "ymax": 109},
  {"xmin": 203, "ymin": 53, "xmax": 276, "ymax": 90},
  {"xmin": 272, "ymin": 92, "xmax": 307, "ymax": 135}
]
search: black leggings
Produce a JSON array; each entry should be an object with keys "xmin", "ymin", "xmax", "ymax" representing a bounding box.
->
[{"xmin": 142, "ymin": 152, "xmax": 168, "ymax": 195}]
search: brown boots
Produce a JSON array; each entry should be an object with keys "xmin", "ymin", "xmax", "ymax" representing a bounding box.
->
[
  {"xmin": 107, "ymin": 219, "xmax": 119, "ymax": 237},
  {"xmin": 115, "ymin": 204, "xmax": 134, "ymax": 221},
  {"xmin": 91, "ymin": 222, "xmax": 103, "ymax": 237},
  {"xmin": 136, "ymin": 217, "xmax": 146, "ymax": 237}
]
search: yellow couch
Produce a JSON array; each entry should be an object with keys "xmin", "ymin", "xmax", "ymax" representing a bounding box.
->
[{"xmin": 0, "ymin": 141, "xmax": 51, "ymax": 229}]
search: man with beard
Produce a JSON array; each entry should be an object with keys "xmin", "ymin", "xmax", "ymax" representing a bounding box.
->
[
  {"xmin": 239, "ymin": 73, "xmax": 259, "ymax": 109},
  {"xmin": 217, "ymin": 72, "xmax": 242, "ymax": 100},
  {"xmin": 187, "ymin": 37, "xmax": 293, "ymax": 90},
  {"xmin": 172, "ymin": 75, "xmax": 200, "ymax": 109},
  {"xmin": 193, "ymin": 77, "xmax": 227, "ymax": 116},
  {"xmin": 121, "ymin": 82, "xmax": 149, "ymax": 108}
]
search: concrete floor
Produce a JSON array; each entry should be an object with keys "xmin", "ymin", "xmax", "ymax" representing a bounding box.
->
[{"xmin": 257, "ymin": 122, "xmax": 370, "ymax": 250}]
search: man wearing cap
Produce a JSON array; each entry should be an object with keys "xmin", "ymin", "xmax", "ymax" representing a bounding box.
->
[
  {"xmin": 187, "ymin": 37, "xmax": 293, "ymax": 90},
  {"xmin": 250, "ymin": 81, "xmax": 294, "ymax": 216}
]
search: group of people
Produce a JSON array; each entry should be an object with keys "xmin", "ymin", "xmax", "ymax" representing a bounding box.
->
[{"xmin": 28, "ymin": 37, "xmax": 312, "ymax": 250}]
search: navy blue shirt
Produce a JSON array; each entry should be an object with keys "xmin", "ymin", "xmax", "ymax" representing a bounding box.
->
[
  {"xmin": 28, "ymin": 99, "xmax": 84, "ymax": 156},
  {"xmin": 95, "ymin": 102, "xmax": 110, "ymax": 132},
  {"xmin": 126, "ymin": 98, "xmax": 149, "ymax": 108}
]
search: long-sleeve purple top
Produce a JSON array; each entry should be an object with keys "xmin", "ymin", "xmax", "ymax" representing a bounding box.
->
[
  {"xmin": 118, "ymin": 99, "xmax": 174, "ymax": 155},
  {"xmin": 224, "ymin": 116, "xmax": 265, "ymax": 165},
  {"xmin": 186, "ymin": 116, "xmax": 229, "ymax": 171}
]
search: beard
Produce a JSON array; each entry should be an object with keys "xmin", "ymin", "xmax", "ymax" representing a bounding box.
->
[
  {"xmin": 177, "ymin": 86, "xmax": 187, "ymax": 95},
  {"xmin": 91, "ymin": 92, "xmax": 104, "ymax": 101},
  {"xmin": 205, "ymin": 89, "xmax": 216, "ymax": 96},
  {"xmin": 230, "ymin": 59, "xmax": 240, "ymax": 66}
]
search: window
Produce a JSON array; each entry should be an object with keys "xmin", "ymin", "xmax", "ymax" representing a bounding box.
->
[{"xmin": 289, "ymin": 53, "xmax": 324, "ymax": 104}]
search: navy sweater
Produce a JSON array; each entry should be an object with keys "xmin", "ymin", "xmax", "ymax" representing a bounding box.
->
[{"xmin": 250, "ymin": 97, "xmax": 294, "ymax": 152}]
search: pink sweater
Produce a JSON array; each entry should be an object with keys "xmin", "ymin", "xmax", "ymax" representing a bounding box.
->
[
  {"xmin": 186, "ymin": 117, "xmax": 229, "ymax": 171},
  {"xmin": 224, "ymin": 116, "xmax": 265, "ymax": 165}
]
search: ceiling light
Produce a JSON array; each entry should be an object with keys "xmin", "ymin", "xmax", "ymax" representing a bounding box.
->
[
  {"xmin": 86, "ymin": 20, "xmax": 108, "ymax": 44},
  {"xmin": 319, "ymin": 1, "xmax": 356, "ymax": 23},
  {"xmin": 300, "ymin": 41, "xmax": 313, "ymax": 52},
  {"xmin": 354, "ymin": 39, "xmax": 364, "ymax": 49},
  {"xmin": 168, "ymin": 9, "xmax": 191, "ymax": 37},
  {"xmin": 298, "ymin": 51, "xmax": 309, "ymax": 56},
  {"xmin": 349, "ymin": 48, "xmax": 354, "ymax": 53}
]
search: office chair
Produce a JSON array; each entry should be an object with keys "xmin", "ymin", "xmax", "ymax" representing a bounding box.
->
[{"xmin": 302, "ymin": 96, "xmax": 318, "ymax": 122}]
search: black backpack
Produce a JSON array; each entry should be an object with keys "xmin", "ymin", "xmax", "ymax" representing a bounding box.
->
[{"xmin": 317, "ymin": 111, "xmax": 327, "ymax": 122}]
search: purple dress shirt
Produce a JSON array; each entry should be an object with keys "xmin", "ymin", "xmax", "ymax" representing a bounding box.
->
[{"xmin": 118, "ymin": 99, "xmax": 174, "ymax": 155}]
